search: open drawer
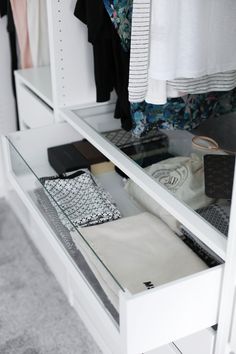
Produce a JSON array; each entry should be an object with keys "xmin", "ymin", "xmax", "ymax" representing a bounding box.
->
[{"xmin": 2, "ymin": 122, "xmax": 223, "ymax": 354}]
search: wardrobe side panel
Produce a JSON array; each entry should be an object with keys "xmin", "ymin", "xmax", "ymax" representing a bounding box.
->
[
  {"xmin": 47, "ymin": 0, "xmax": 96, "ymax": 108},
  {"xmin": 214, "ymin": 162, "xmax": 236, "ymax": 354},
  {"xmin": 228, "ymin": 297, "xmax": 236, "ymax": 353}
]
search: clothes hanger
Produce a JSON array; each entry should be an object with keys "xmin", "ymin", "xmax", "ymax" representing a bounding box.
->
[{"xmin": 192, "ymin": 135, "xmax": 236, "ymax": 155}]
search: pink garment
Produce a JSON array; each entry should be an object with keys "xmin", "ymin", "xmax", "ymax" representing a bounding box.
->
[{"xmin": 10, "ymin": 0, "xmax": 32, "ymax": 68}]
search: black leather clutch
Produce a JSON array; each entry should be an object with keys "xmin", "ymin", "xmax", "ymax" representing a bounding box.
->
[
  {"xmin": 48, "ymin": 140, "xmax": 108, "ymax": 175},
  {"xmin": 48, "ymin": 143, "xmax": 90, "ymax": 175}
]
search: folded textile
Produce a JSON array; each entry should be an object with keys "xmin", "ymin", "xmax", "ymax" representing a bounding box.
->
[
  {"xmin": 125, "ymin": 154, "xmax": 214, "ymax": 234},
  {"xmin": 179, "ymin": 229, "xmax": 222, "ymax": 268},
  {"xmin": 179, "ymin": 203, "xmax": 230, "ymax": 267},
  {"xmin": 40, "ymin": 170, "xmax": 121, "ymax": 231},
  {"xmin": 71, "ymin": 212, "xmax": 207, "ymax": 310},
  {"xmin": 196, "ymin": 204, "xmax": 230, "ymax": 237}
]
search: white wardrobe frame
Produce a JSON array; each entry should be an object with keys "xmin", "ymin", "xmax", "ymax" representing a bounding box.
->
[{"xmin": 3, "ymin": 0, "xmax": 236, "ymax": 353}]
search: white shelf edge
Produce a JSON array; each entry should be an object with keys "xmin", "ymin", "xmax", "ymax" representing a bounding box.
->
[
  {"xmin": 14, "ymin": 66, "xmax": 53, "ymax": 108},
  {"xmin": 61, "ymin": 106, "xmax": 227, "ymax": 261}
]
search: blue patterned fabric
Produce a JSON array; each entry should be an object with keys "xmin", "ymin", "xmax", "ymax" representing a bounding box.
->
[
  {"xmin": 131, "ymin": 90, "xmax": 236, "ymax": 136},
  {"xmin": 103, "ymin": 0, "xmax": 132, "ymax": 52},
  {"xmin": 103, "ymin": 0, "xmax": 236, "ymax": 136}
]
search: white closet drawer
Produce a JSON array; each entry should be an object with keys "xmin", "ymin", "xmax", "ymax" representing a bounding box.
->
[
  {"xmin": 120, "ymin": 266, "xmax": 222, "ymax": 354},
  {"xmin": 2, "ymin": 123, "xmax": 223, "ymax": 354},
  {"xmin": 16, "ymin": 83, "xmax": 54, "ymax": 129},
  {"xmin": 174, "ymin": 328, "xmax": 215, "ymax": 354}
]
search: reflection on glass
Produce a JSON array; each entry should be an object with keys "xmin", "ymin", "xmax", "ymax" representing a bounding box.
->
[
  {"xmin": 7, "ymin": 138, "xmax": 120, "ymax": 324},
  {"xmin": 75, "ymin": 104, "xmax": 234, "ymax": 242}
]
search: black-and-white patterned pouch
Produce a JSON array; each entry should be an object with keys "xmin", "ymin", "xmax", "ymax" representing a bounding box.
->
[{"xmin": 40, "ymin": 170, "xmax": 121, "ymax": 231}]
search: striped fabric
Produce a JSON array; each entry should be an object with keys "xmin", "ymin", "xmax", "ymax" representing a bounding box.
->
[
  {"xmin": 145, "ymin": 71, "xmax": 236, "ymax": 105},
  {"xmin": 128, "ymin": 1, "xmax": 236, "ymax": 104},
  {"xmin": 128, "ymin": 0, "xmax": 151, "ymax": 103},
  {"xmin": 169, "ymin": 71, "xmax": 236, "ymax": 94}
]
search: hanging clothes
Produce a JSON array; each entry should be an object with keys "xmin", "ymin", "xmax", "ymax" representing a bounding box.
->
[
  {"xmin": 132, "ymin": 89, "xmax": 236, "ymax": 136},
  {"xmin": 10, "ymin": 0, "xmax": 32, "ymax": 69},
  {"xmin": 103, "ymin": 0, "xmax": 236, "ymax": 136},
  {"xmin": 146, "ymin": 0, "xmax": 236, "ymax": 105},
  {"xmin": 168, "ymin": 71, "xmax": 236, "ymax": 96},
  {"xmin": 145, "ymin": 73, "xmax": 236, "ymax": 106},
  {"xmin": 128, "ymin": 0, "xmax": 151, "ymax": 103},
  {"xmin": 0, "ymin": 0, "xmax": 7, "ymax": 16},
  {"xmin": 74, "ymin": 0, "xmax": 132, "ymax": 131},
  {"xmin": 129, "ymin": 0, "xmax": 236, "ymax": 104},
  {"xmin": 104, "ymin": 1, "xmax": 191, "ymax": 134},
  {"xmin": 103, "ymin": 0, "xmax": 132, "ymax": 52},
  {"xmin": 149, "ymin": 0, "xmax": 236, "ymax": 81},
  {"xmin": 0, "ymin": 0, "xmax": 19, "ymax": 129},
  {"xmin": 6, "ymin": 1, "xmax": 18, "ymax": 90},
  {"xmin": 0, "ymin": 0, "xmax": 17, "ymax": 92},
  {"xmin": 27, "ymin": 0, "xmax": 50, "ymax": 67}
]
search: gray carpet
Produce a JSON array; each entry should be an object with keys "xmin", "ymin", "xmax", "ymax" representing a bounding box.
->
[{"xmin": 0, "ymin": 199, "xmax": 101, "ymax": 354}]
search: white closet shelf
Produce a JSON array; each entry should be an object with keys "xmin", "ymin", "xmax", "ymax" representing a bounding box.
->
[
  {"xmin": 14, "ymin": 66, "xmax": 53, "ymax": 108},
  {"xmin": 3, "ymin": 122, "xmax": 222, "ymax": 354}
]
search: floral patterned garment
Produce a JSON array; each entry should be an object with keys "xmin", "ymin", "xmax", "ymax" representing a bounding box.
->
[
  {"xmin": 132, "ymin": 90, "xmax": 236, "ymax": 136},
  {"xmin": 103, "ymin": 0, "xmax": 236, "ymax": 136},
  {"xmin": 103, "ymin": 0, "xmax": 132, "ymax": 52}
]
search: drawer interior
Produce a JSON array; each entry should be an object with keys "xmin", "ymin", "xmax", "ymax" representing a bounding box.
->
[
  {"xmin": 64, "ymin": 103, "xmax": 229, "ymax": 262},
  {"xmin": 5, "ymin": 122, "xmax": 223, "ymax": 351}
]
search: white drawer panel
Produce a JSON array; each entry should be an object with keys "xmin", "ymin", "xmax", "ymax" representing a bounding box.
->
[
  {"xmin": 69, "ymin": 271, "xmax": 121, "ymax": 354},
  {"xmin": 17, "ymin": 83, "xmax": 54, "ymax": 129},
  {"xmin": 29, "ymin": 216, "xmax": 69, "ymax": 296},
  {"xmin": 120, "ymin": 266, "xmax": 222, "ymax": 354}
]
